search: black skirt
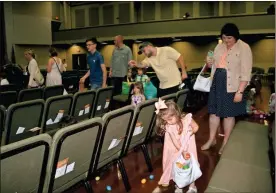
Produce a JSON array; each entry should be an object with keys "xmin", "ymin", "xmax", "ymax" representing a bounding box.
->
[{"xmin": 208, "ymin": 68, "xmax": 246, "ymax": 118}]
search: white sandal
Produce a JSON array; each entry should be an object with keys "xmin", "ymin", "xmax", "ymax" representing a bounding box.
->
[
  {"xmin": 175, "ymin": 187, "xmax": 183, "ymax": 193},
  {"xmin": 186, "ymin": 186, "xmax": 197, "ymax": 193},
  {"xmin": 152, "ymin": 186, "xmax": 162, "ymax": 193}
]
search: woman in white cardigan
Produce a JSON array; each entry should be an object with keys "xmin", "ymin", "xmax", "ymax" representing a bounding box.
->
[{"xmin": 24, "ymin": 49, "xmax": 43, "ymax": 88}]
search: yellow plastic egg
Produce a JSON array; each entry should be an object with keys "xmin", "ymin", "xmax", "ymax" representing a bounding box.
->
[
  {"xmin": 95, "ymin": 176, "xmax": 100, "ymax": 181},
  {"xmin": 141, "ymin": 178, "xmax": 147, "ymax": 184}
]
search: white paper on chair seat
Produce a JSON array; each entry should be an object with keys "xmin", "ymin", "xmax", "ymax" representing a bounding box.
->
[
  {"xmin": 108, "ymin": 139, "xmax": 121, "ymax": 150},
  {"xmin": 54, "ymin": 117, "xmax": 61, "ymax": 123},
  {"xmin": 29, "ymin": 127, "xmax": 41, "ymax": 132},
  {"xmin": 55, "ymin": 164, "xmax": 67, "ymax": 179},
  {"xmin": 46, "ymin": 119, "xmax": 54, "ymax": 125},
  {"xmin": 63, "ymin": 89, "xmax": 68, "ymax": 95},
  {"xmin": 16, "ymin": 127, "xmax": 25, "ymax": 134},
  {"xmin": 65, "ymin": 162, "xmax": 75, "ymax": 174},
  {"xmin": 79, "ymin": 110, "xmax": 84, "ymax": 116},
  {"xmin": 104, "ymin": 101, "xmax": 110, "ymax": 109},
  {"xmin": 54, "ymin": 110, "xmax": 64, "ymax": 123},
  {"xmin": 56, "ymin": 111, "xmax": 64, "ymax": 119},
  {"xmin": 97, "ymin": 105, "xmax": 101, "ymax": 111},
  {"xmin": 55, "ymin": 158, "xmax": 69, "ymax": 179},
  {"xmin": 133, "ymin": 126, "xmax": 143, "ymax": 136},
  {"xmin": 84, "ymin": 106, "xmax": 90, "ymax": 114},
  {"xmin": 179, "ymin": 83, "xmax": 185, "ymax": 89}
]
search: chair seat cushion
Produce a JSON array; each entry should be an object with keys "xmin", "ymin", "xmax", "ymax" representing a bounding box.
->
[{"xmin": 113, "ymin": 95, "xmax": 129, "ymax": 102}]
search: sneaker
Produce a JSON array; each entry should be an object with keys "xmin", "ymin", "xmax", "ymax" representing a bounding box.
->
[{"xmin": 186, "ymin": 186, "xmax": 197, "ymax": 193}]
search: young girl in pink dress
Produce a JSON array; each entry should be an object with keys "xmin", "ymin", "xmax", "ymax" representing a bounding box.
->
[{"xmin": 153, "ymin": 99, "xmax": 199, "ymax": 193}]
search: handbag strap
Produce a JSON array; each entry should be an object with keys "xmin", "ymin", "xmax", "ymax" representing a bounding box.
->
[
  {"xmin": 52, "ymin": 57, "xmax": 62, "ymax": 75},
  {"xmin": 199, "ymin": 61, "xmax": 215, "ymax": 76},
  {"xmin": 199, "ymin": 64, "xmax": 207, "ymax": 75}
]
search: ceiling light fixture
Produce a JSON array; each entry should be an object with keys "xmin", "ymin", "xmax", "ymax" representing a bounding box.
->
[
  {"xmin": 135, "ymin": 40, "xmax": 143, "ymax": 43},
  {"xmin": 172, "ymin": 37, "xmax": 181, "ymax": 42}
]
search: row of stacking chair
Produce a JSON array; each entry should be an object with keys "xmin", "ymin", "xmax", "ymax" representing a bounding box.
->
[
  {"xmin": 0, "ymin": 89, "xmax": 189, "ymax": 193},
  {"xmin": 0, "ymin": 85, "xmax": 65, "ymax": 108},
  {"xmin": 0, "ymin": 84, "xmax": 21, "ymax": 92},
  {"xmin": 0, "ymin": 87, "xmax": 114, "ymax": 146}
]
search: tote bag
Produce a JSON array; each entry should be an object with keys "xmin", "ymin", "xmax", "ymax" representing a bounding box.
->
[
  {"xmin": 172, "ymin": 114, "xmax": 202, "ymax": 188},
  {"xmin": 144, "ymin": 81, "xmax": 157, "ymax": 100},
  {"xmin": 193, "ymin": 64, "xmax": 213, "ymax": 92},
  {"xmin": 28, "ymin": 60, "xmax": 44, "ymax": 86},
  {"xmin": 34, "ymin": 70, "xmax": 44, "ymax": 85},
  {"xmin": 122, "ymin": 81, "xmax": 131, "ymax": 95}
]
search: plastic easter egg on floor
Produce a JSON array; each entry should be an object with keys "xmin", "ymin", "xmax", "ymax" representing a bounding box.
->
[
  {"xmin": 106, "ymin": 185, "xmax": 112, "ymax": 191},
  {"xmin": 95, "ymin": 176, "xmax": 100, "ymax": 181},
  {"xmin": 149, "ymin": 175, "xmax": 154, "ymax": 180},
  {"xmin": 141, "ymin": 178, "xmax": 147, "ymax": 184}
]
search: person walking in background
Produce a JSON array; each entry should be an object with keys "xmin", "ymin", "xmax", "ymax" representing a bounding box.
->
[
  {"xmin": 46, "ymin": 47, "xmax": 63, "ymax": 87},
  {"xmin": 24, "ymin": 49, "xmax": 44, "ymax": 88},
  {"xmin": 79, "ymin": 37, "xmax": 107, "ymax": 89},
  {"xmin": 201, "ymin": 23, "xmax": 253, "ymax": 154},
  {"xmin": 110, "ymin": 35, "xmax": 133, "ymax": 95},
  {"xmin": 128, "ymin": 42, "xmax": 187, "ymax": 97},
  {"xmin": 62, "ymin": 59, "xmax": 67, "ymax": 72}
]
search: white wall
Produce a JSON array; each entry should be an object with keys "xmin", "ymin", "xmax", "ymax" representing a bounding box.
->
[
  {"xmin": 13, "ymin": 14, "xmax": 52, "ymax": 45},
  {"xmin": 4, "ymin": 2, "xmax": 63, "ymax": 64}
]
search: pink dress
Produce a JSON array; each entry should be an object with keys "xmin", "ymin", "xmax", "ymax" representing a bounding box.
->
[{"xmin": 158, "ymin": 114, "xmax": 198, "ymax": 185}]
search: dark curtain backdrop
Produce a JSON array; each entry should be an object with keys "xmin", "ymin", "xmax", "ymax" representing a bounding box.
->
[{"xmin": 0, "ymin": 2, "xmax": 7, "ymax": 70}]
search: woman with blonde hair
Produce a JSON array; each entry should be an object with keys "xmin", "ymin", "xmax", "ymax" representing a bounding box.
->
[
  {"xmin": 24, "ymin": 49, "xmax": 44, "ymax": 88},
  {"xmin": 46, "ymin": 47, "xmax": 64, "ymax": 87},
  {"xmin": 153, "ymin": 99, "xmax": 200, "ymax": 193}
]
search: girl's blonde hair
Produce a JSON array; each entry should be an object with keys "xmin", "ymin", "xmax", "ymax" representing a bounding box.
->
[
  {"xmin": 24, "ymin": 49, "xmax": 36, "ymax": 59},
  {"xmin": 134, "ymin": 82, "xmax": 144, "ymax": 95},
  {"xmin": 156, "ymin": 100, "xmax": 185, "ymax": 136}
]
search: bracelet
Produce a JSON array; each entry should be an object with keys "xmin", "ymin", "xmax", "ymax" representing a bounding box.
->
[{"xmin": 236, "ymin": 91, "xmax": 244, "ymax": 94}]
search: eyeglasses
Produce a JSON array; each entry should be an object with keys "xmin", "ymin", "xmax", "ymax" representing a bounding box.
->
[{"xmin": 86, "ymin": 43, "xmax": 95, "ymax": 46}]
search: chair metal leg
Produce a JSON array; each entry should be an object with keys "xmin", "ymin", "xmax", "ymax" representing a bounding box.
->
[
  {"xmin": 117, "ymin": 159, "xmax": 131, "ymax": 192},
  {"xmin": 84, "ymin": 180, "xmax": 93, "ymax": 193},
  {"xmin": 141, "ymin": 144, "xmax": 153, "ymax": 172}
]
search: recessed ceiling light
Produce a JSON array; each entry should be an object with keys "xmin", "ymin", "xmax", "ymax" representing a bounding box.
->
[
  {"xmin": 172, "ymin": 38, "xmax": 181, "ymax": 42},
  {"xmin": 135, "ymin": 40, "xmax": 143, "ymax": 43}
]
